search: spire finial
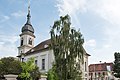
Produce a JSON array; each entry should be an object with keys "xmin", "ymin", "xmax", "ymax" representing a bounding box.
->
[
  {"xmin": 28, "ymin": 0, "xmax": 30, "ymax": 12},
  {"xmin": 26, "ymin": 0, "xmax": 31, "ymax": 24}
]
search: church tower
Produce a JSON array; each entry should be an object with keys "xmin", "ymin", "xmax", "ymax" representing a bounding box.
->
[{"xmin": 18, "ymin": 1, "xmax": 35, "ymax": 57}]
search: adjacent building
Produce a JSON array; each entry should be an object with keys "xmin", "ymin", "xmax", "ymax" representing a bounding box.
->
[
  {"xmin": 89, "ymin": 62, "xmax": 117, "ymax": 80},
  {"xmin": 17, "ymin": 3, "xmax": 90, "ymax": 80}
]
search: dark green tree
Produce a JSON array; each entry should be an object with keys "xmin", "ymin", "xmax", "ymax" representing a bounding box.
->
[
  {"xmin": 50, "ymin": 15, "xmax": 84, "ymax": 80},
  {"xmin": 0, "ymin": 57, "xmax": 21, "ymax": 78},
  {"xmin": 114, "ymin": 52, "xmax": 120, "ymax": 78}
]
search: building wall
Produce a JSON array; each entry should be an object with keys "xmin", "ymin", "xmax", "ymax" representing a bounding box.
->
[
  {"xmin": 18, "ymin": 34, "xmax": 34, "ymax": 55},
  {"xmin": 24, "ymin": 50, "xmax": 89, "ymax": 79},
  {"xmin": 25, "ymin": 50, "xmax": 54, "ymax": 73},
  {"xmin": 89, "ymin": 71, "xmax": 116, "ymax": 80},
  {"xmin": 83, "ymin": 55, "xmax": 89, "ymax": 80},
  {"xmin": 88, "ymin": 63, "xmax": 119, "ymax": 80},
  {"xmin": 80, "ymin": 54, "xmax": 89, "ymax": 80},
  {"xmin": 20, "ymin": 34, "xmax": 34, "ymax": 47}
]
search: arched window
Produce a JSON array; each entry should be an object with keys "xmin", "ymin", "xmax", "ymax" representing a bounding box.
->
[
  {"xmin": 98, "ymin": 72, "xmax": 101, "ymax": 77},
  {"xmin": 29, "ymin": 38, "xmax": 32, "ymax": 45},
  {"xmin": 103, "ymin": 72, "xmax": 105, "ymax": 77},
  {"xmin": 95, "ymin": 72, "xmax": 97, "ymax": 77},
  {"xmin": 21, "ymin": 38, "xmax": 23, "ymax": 46}
]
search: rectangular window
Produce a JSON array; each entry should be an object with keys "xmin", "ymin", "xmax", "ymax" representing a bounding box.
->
[
  {"xmin": 28, "ymin": 38, "xmax": 32, "ymax": 45},
  {"xmin": 21, "ymin": 39, "xmax": 23, "ymax": 46},
  {"xmin": 35, "ymin": 60, "xmax": 37, "ymax": 66},
  {"xmin": 106, "ymin": 65, "xmax": 111, "ymax": 71},
  {"xmin": 85, "ymin": 62, "xmax": 87, "ymax": 71},
  {"xmin": 21, "ymin": 58, "xmax": 24, "ymax": 62},
  {"xmin": 42, "ymin": 59, "xmax": 45, "ymax": 70}
]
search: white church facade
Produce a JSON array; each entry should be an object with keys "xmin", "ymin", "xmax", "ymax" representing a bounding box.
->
[{"xmin": 17, "ymin": 3, "xmax": 90, "ymax": 80}]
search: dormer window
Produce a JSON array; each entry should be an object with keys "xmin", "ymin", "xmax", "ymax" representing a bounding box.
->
[
  {"xmin": 44, "ymin": 44, "xmax": 48, "ymax": 48},
  {"xmin": 21, "ymin": 38, "xmax": 23, "ymax": 46},
  {"xmin": 29, "ymin": 38, "xmax": 32, "ymax": 45},
  {"xmin": 31, "ymin": 49, "xmax": 34, "ymax": 52}
]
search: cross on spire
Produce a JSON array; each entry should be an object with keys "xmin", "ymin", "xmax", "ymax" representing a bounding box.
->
[
  {"xmin": 26, "ymin": 0, "xmax": 31, "ymax": 24},
  {"xmin": 28, "ymin": 0, "xmax": 30, "ymax": 12}
]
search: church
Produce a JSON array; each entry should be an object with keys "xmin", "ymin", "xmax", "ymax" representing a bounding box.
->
[{"xmin": 17, "ymin": 2, "xmax": 90, "ymax": 80}]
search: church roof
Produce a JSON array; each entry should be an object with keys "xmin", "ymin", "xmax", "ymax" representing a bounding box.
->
[
  {"xmin": 25, "ymin": 39, "xmax": 51, "ymax": 55},
  {"xmin": 22, "ymin": 23, "xmax": 34, "ymax": 33},
  {"xmin": 25, "ymin": 39, "xmax": 90, "ymax": 56}
]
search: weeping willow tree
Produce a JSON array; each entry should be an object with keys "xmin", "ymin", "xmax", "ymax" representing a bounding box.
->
[{"xmin": 50, "ymin": 15, "xmax": 84, "ymax": 80}]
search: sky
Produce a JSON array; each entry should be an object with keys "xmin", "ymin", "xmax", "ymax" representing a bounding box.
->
[{"xmin": 0, "ymin": 0, "xmax": 120, "ymax": 64}]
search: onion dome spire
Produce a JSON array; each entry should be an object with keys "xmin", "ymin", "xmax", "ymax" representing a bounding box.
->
[
  {"xmin": 21, "ymin": 0, "xmax": 34, "ymax": 34},
  {"xmin": 26, "ymin": 0, "xmax": 31, "ymax": 24}
]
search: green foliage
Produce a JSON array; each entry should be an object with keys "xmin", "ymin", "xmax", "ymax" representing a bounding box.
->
[
  {"xmin": 21, "ymin": 58, "xmax": 35, "ymax": 72},
  {"xmin": 30, "ymin": 66, "xmax": 41, "ymax": 80},
  {"xmin": 47, "ymin": 65, "xmax": 58, "ymax": 80},
  {"xmin": 0, "ymin": 57, "xmax": 41, "ymax": 79},
  {"xmin": 0, "ymin": 57, "xmax": 21, "ymax": 77},
  {"xmin": 18, "ymin": 57, "xmax": 41, "ymax": 80},
  {"xmin": 50, "ymin": 15, "xmax": 84, "ymax": 80},
  {"xmin": 114, "ymin": 52, "xmax": 120, "ymax": 78}
]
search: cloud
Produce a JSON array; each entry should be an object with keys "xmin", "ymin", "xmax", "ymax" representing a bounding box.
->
[
  {"xmin": 87, "ymin": 0, "xmax": 120, "ymax": 25},
  {"xmin": 0, "ymin": 43, "xmax": 17, "ymax": 58},
  {"xmin": 89, "ymin": 0, "xmax": 120, "ymax": 63},
  {"xmin": 56, "ymin": 0, "xmax": 87, "ymax": 29},
  {"xmin": 0, "ymin": 35, "xmax": 18, "ymax": 44},
  {"xmin": 103, "ymin": 44, "xmax": 111, "ymax": 48},
  {"xmin": 56, "ymin": 0, "xmax": 120, "ymax": 63},
  {"xmin": 56, "ymin": 0, "xmax": 87, "ymax": 16},
  {"xmin": 0, "ymin": 15, "xmax": 10, "ymax": 23},
  {"xmin": 0, "ymin": 42, "xmax": 4, "ymax": 45},
  {"xmin": 86, "ymin": 0, "xmax": 120, "ymax": 43},
  {"xmin": 0, "ymin": 35, "xmax": 19, "ymax": 58},
  {"xmin": 11, "ymin": 10, "xmax": 26, "ymax": 18},
  {"xmin": 56, "ymin": 0, "xmax": 120, "ymax": 25},
  {"xmin": 84, "ymin": 39, "xmax": 96, "ymax": 47}
]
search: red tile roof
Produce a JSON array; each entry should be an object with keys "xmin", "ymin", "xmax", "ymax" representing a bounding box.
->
[{"xmin": 89, "ymin": 62, "xmax": 113, "ymax": 72}]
